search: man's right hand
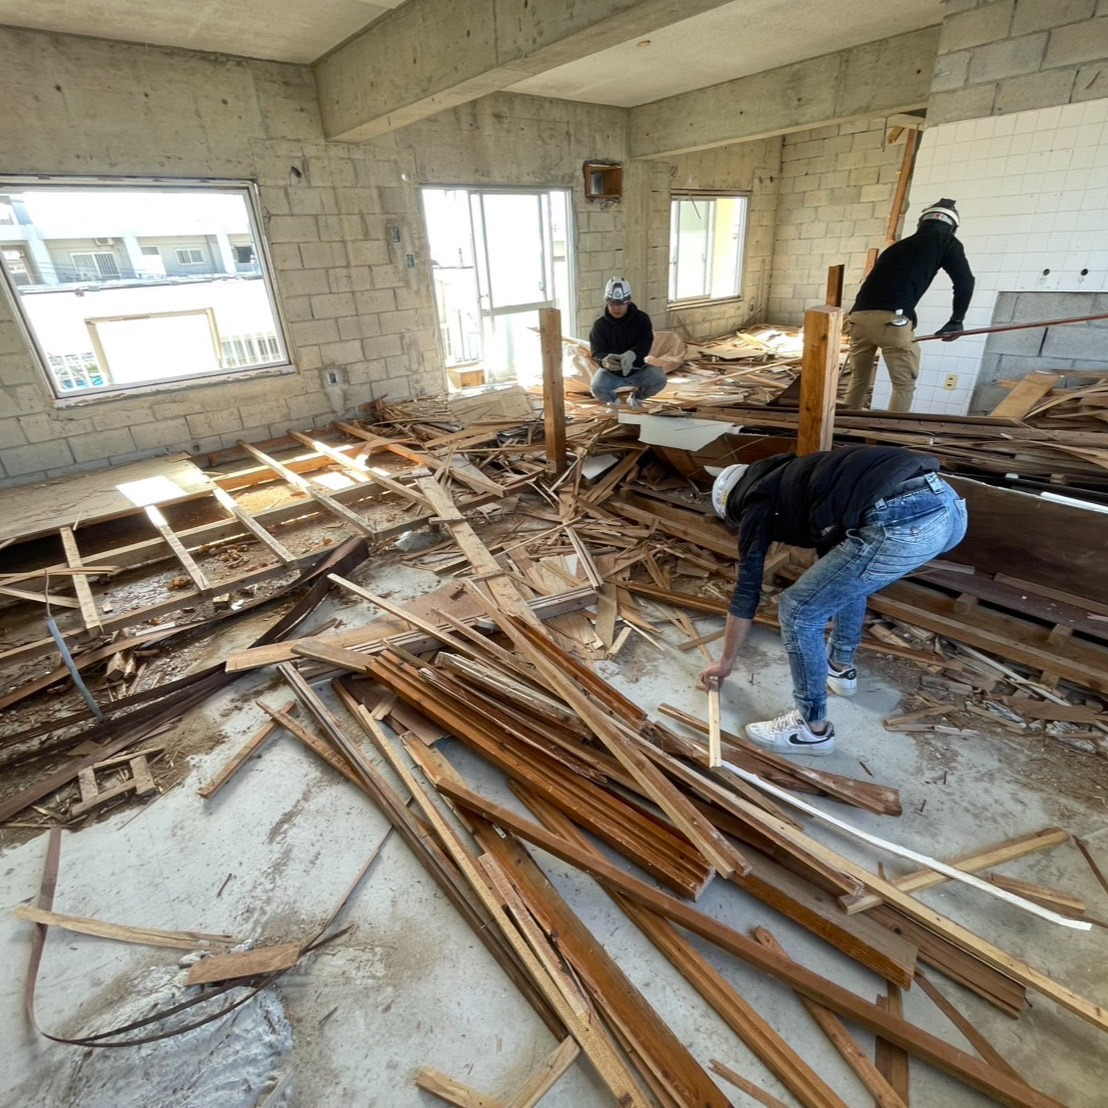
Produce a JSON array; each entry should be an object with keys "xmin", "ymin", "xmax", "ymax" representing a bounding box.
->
[
  {"xmin": 602, "ymin": 353, "xmax": 622, "ymax": 371},
  {"xmin": 698, "ymin": 660, "xmax": 734, "ymax": 690}
]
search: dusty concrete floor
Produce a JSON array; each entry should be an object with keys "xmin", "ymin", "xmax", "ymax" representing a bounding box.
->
[{"xmin": 2, "ymin": 550, "xmax": 1108, "ymax": 1107}]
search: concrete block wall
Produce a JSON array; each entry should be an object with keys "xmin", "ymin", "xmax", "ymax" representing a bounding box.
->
[
  {"xmin": 767, "ymin": 118, "xmax": 909, "ymax": 323},
  {"xmin": 930, "ymin": 0, "xmax": 1108, "ymax": 126},
  {"xmin": 636, "ymin": 138, "xmax": 782, "ymax": 339},
  {"xmin": 887, "ymin": 94, "xmax": 1108, "ymax": 414},
  {"xmin": 0, "ymin": 32, "xmax": 630, "ymax": 487}
]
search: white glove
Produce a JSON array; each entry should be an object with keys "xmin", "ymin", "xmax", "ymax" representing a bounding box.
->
[
  {"xmin": 620, "ymin": 350, "xmax": 636, "ymax": 372},
  {"xmin": 602, "ymin": 353, "xmax": 622, "ymax": 371}
]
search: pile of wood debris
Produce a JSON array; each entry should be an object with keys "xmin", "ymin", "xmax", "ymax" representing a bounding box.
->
[{"xmin": 3, "ymin": 378, "xmax": 1107, "ymax": 1104}]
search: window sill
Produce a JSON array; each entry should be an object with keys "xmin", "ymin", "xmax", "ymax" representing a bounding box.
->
[{"xmin": 51, "ymin": 362, "xmax": 297, "ymax": 408}]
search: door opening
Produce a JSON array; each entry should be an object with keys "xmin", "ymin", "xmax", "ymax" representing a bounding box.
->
[{"xmin": 421, "ymin": 187, "xmax": 574, "ymax": 391}]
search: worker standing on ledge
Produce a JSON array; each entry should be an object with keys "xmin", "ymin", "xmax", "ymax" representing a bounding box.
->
[
  {"xmin": 843, "ymin": 198, "xmax": 975, "ymax": 413},
  {"xmin": 698, "ymin": 445, "xmax": 967, "ymax": 756},
  {"xmin": 589, "ymin": 276, "xmax": 666, "ymax": 409}
]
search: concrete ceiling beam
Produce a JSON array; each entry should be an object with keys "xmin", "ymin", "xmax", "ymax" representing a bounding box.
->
[
  {"xmin": 313, "ymin": 0, "xmax": 735, "ymax": 142},
  {"xmin": 629, "ymin": 25, "xmax": 940, "ymax": 159}
]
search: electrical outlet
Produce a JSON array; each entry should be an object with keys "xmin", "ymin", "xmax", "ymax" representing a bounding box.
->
[
  {"xmin": 943, "ymin": 374, "xmax": 958, "ymax": 391},
  {"xmin": 325, "ymin": 370, "xmax": 340, "ymax": 385}
]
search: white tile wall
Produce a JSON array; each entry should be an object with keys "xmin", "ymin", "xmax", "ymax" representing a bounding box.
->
[{"xmin": 872, "ymin": 96, "xmax": 1108, "ymax": 414}]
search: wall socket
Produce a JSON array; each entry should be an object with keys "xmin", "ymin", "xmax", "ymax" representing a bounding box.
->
[{"xmin": 943, "ymin": 373, "xmax": 958, "ymax": 390}]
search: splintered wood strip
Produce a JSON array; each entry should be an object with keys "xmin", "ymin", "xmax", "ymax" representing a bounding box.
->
[
  {"xmin": 13, "ymin": 905, "xmax": 237, "ymax": 951},
  {"xmin": 875, "ymin": 985, "xmax": 910, "ymax": 1104},
  {"xmin": 208, "ymin": 484, "xmax": 297, "ymax": 565},
  {"xmin": 708, "ymin": 1060, "xmax": 790, "ymax": 1108},
  {"xmin": 987, "ymin": 874, "xmax": 1086, "ymax": 917},
  {"xmin": 841, "ymin": 827, "xmax": 1070, "ymax": 914},
  {"xmin": 754, "ymin": 928, "xmax": 907, "ymax": 1108},
  {"xmin": 237, "ymin": 440, "xmax": 378, "ymax": 537},
  {"xmin": 415, "ymin": 1068, "xmax": 506, "ymax": 1108},
  {"xmin": 345, "ymin": 706, "xmax": 650, "ymax": 1106},
  {"xmin": 506, "ymin": 1037, "xmax": 580, "ymax": 1108},
  {"xmin": 144, "ymin": 505, "xmax": 211, "ymax": 593},
  {"xmin": 186, "ymin": 943, "xmax": 302, "ymax": 986},
  {"xmin": 914, "ymin": 971, "xmax": 1025, "ymax": 1083},
  {"xmin": 425, "ymin": 773, "xmax": 1062, "ymax": 1108},
  {"xmin": 583, "ymin": 446, "xmax": 648, "ymax": 505},
  {"xmin": 199, "ymin": 699, "xmax": 297, "ymax": 799},
  {"xmin": 59, "ymin": 526, "xmax": 102, "ymax": 633},
  {"xmin": 261, "ymin": 704, "xmax": 366, "ymax": 790},
  {"xmin": 706, "ymin": 679, "xmax": 722, "ymax": 768}
]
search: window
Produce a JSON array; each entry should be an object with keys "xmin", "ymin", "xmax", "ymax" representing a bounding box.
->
[
  {"xmin": 668, "ymin": 193, "xmax": 748, "ymax": 304},
  {"xmin": 0, "ymin": 177, "xmax": 289, "ymax": 398}
]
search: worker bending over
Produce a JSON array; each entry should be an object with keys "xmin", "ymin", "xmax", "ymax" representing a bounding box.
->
[
  {"xmin": 698, "ymin": 445, "xmax": 967, "ymax": 755},
  {"xmin": 844, "ymin": 198, "xmax": 975, "ymax": 412},
  {"xmin": 589, "ymin": 276, "xmax": 666, "ymax": 408}
]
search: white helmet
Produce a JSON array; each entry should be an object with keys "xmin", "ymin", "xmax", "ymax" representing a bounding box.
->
[
  {"xmin": 918, "ymin": 198, "xmax": 960, "ymax": 229},
  {"xmin": 604, "ymin": 276, "xmax": 632, "ymax": 303},
  {"xmin": 710, "ymin": 463, "xmax": 749, "ymax": 520}
]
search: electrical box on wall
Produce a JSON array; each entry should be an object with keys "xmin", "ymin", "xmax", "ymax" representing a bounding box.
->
[{"xmin": 583, "ymin": 161, "xmax": 622, "ymax": 202}]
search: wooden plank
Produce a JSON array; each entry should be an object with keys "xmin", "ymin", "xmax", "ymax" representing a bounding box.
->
[
  {"xmin": 208, "ymin": 484, "xmax": 296, "ymax": 565},
  {"xmin": 875, "ymin": 985, "xmax": 911, "ymax": 1104},
  {"xmin": 60, "ymin": 526, "xmax": 102, "ymax": 634},
  {"xmin": 706, "ymin": 678, "xmax": 722, "ymax": 768},
  {"xmin": 238, "ymin": 440, "xmax": 379, "ymax": 537},
  {"xmin": 428, "ymin": 775, "xmax": 1063, "ymax": 1108},
  {"xmin": 842, "ymin": 827, "xmax": 1069, "ymax": 913},
  {"xmin": 506, "ymin": 1037, "xmax": 579, "ymax": 1108},
  {"xmin": 415, "ymin": 1068, "xmax": 506, "ymax": 1108},
  {"xmin": 755, "ymin": 927, "xmax": 908, "ymax": 1108},
  {"xmin": 0, "ymin": 584, "xmax": 81, "ymax": 608},
  {"xmin": 186, "ymin": 943, "xmax": 301, "ymax": 985},
  {"xmin": 540, "ymin": 308, "xmax": 568, "ymax": 477},
  {"xmin": 885, "ymin": 128, "xmax": 919, "ymax": 245},
  {"xmin": 798, "ymin": 304, "xmax": 842, "ymax": 456},
  {"xmin": 989, "ymin": 372, "xmax": 1064, "ymax": 420},
  {"xmin": 825, "ymin": 264, "xmax": 845, "ymax": 308},
  {"xmin": 0, "ymin": 453, "xmax": 207, "ymax": 546},
  {"xmin": 708, "ymin": 1059, "xmax": 790, "ymax": 1108},
  {"xmin": 144, "ymin": 505, "xmax": 211, "ymax": 593},
  {"xmin": 199, "ymin": 700, "xmax": 296, "ymax": 800},
  {"xmin": 13, "ymin": 905, "xmax": 237, "ymax": 950}
]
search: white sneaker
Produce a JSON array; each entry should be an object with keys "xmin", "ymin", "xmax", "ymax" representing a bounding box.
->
[
  {"xmin": 827, "ymin": 663, "xmax": 857, "ymax": 697},
  {"xmin": 744, "ymin": 710, "xmax": 836, "ymax": 756},
  {"xmin": 627, "ymin": 396, "xmax": 644, "ymax": 409}
]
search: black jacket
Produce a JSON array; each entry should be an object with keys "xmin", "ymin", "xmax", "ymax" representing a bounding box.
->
[
  {"xmin": 726, "ymin": 446, "xmax": 939, "ymax": 618},
  {"xmin": 589, "ymin": 303, "xmax": 654, "ymax": 373},
  {"xmin": 851, "ymin": 221, "xmax": 974, "ymax": 326}
]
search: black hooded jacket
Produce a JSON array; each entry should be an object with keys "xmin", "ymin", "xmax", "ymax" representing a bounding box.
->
[
  {"xmin": 851, "ymin": 220, "xmax": 974, "ymax": 326},
  {"xmin": 725, "ymin": 446, "xmax": 939, "ymax": 619},
  {"xmin": 589, "ymin": 303, "xmax": 654, "ymax": 373}
]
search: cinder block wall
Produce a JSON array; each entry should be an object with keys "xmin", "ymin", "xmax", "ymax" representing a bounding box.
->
[
  {"xmin": 767, "ymin": 117, "xmax": 909, "ymax": 323},
  {"xmin": 632, "ymin": 139, "xmax": 783, "ymax": 339},
  {"xmin": 930, "ymin": 0, "xmax": 1108, "ymax": 126},
  {"xmin": 0, "ymin": 29, "xmax": 629, "ymax": 487}
]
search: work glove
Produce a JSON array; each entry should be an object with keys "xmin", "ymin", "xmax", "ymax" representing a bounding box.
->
[
  {"xmin": 619, "ymin": 350, "xmax": 637, "ymax": 373},
  {"xmin": 602, "ymin": 353, "xmax": 622, "ymax": 371},
  {"xmin": 936, "ymin": 319, "xmax": 964, "ymax": 341}
]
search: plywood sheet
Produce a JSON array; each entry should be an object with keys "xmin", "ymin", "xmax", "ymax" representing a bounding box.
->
[{"xmin": 0, "ymin": 454, "xmax": 210, "ymax": 545}]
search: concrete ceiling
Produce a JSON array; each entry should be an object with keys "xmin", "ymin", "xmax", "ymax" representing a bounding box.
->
[{"xmin": 0, "ymin": 0, "xmax": 945, "ymax": 105}]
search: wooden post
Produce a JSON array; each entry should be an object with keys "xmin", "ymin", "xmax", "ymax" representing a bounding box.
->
[
  {"xmin": 540, "ymin": 307, "xmax": 567, "ymax": 477},
  {"xmin": 886, "ymin": 128, "xmax": 920, "ymax": 246},
  {"xmin": 825, "ymin": 265, "xmax": 844, "ymax": 308},
  {"xmin": 797, "ymin": 305, "xmax": 843, "ymax": 457},
  {"xmin": 863, "ymin": 247, "xmax": 879, "ymax": 279}
]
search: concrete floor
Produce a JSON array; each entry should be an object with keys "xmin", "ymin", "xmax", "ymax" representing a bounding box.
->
[{"xmin": 2, "ymin": 554, "xmax": 1107, "ymax": 1107}]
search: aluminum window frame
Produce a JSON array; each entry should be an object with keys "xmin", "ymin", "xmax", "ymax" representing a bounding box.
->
[{"xmin": 667, "ymin": 190, "xmax": 750, "ymax": 307}]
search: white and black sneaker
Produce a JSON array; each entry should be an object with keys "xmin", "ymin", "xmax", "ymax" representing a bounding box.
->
[
  {"xmin": 744, "ymin": 710, "xmax": 836, "ymax": 756},
  {"xmin": 827, "ymin": 663, "xmax": 857, "ymax": 697}
]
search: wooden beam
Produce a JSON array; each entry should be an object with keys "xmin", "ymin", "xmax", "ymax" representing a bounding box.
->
[
  {"xmin": 59, "ymin": 526, "xmax": 102, "ymax": 634},
  {"xmin": 208, "ymin": 484, "xmax": 296, "ymax": 565},
  {"xmin": 144, "ymin": 505, "xmax": 211, "ymax": 593},
  {"xmin": 842, "ymin": 827, "xmax": 1070, "ymax": 913},
  {"xmin": 825, "ymin": 264, "xmax": 845, "ymax": 308},
  {"xmin": 798, "ymin": 304, "xmax": 843, "ymax": 456},
  {"xmin": 540, "ymin": 308, "xmax": 567, "ymax": 477},
  {"xmin": 886, "ymin": 127, "xmax": 919, "ymax": 245}
]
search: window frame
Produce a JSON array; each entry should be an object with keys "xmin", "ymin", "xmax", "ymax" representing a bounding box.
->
[
  {"xmin": 667, "ymin": 190, "xmax": 750, "ymax": 308},
  {"xmin": 0, "ymin": 174, "xmax": 293, "ymax": 403}
]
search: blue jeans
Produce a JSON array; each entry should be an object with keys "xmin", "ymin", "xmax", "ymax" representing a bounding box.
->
[
  {"xmin": 591, "ymin": 364, "xmax": 667, "ymax": 402},
  {"xmin": 778, "ymin": 473, "xmax": 968, "ymax": 722}
]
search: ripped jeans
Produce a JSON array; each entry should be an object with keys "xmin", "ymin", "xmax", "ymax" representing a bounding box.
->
[{"xmin": 778, "ymin": 473, "xmax": 968, "ymax": 722}]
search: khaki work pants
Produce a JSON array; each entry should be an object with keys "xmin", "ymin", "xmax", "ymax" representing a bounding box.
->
[{"xmin": 843, "ymin": 310, "xmax": 921, "ymax": 412}]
